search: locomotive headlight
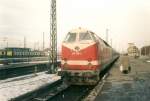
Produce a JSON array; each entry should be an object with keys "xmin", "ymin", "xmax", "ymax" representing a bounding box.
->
[
  {"xmin": 63, "ymin": 62, "xmax": 68, "ymax": 70},
  {"xmin": 62, "ymin": 58, "xmax": 68, "ymax": 69},
  {"xmin": 87, "ymin": 58, "xmax": 92, "ymax": 67},
  {"xmin": 61, "ymin": 58, "xmax": 67, "ymax": 65},
  {"xmin": 87, "ymin": 62, "xmax": 92, "ymax": 67},
  {"xmin": 64, "ymin": 62, "xmax": 68, "ymax": 67},
  {"xmin": 64, "ymin": 58, "xmax": 67, "ymax": 63}
]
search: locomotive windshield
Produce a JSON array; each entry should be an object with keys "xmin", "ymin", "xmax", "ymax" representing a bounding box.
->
[
  {"xmin": 64, "ymin": 32, "xmax": 76, "ymax": 42},
  {"xmin": 79, "ymin": 32, "xmax": 92, "ymax": 41}
]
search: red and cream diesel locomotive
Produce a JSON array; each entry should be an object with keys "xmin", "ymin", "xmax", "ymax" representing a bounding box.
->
[{"xmin": 58, "ymin": 27, "xmax": 119, "ymax": 85}]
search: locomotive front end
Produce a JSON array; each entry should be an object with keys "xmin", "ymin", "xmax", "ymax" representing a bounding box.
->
[{"xmin": 58, "ymin": 28, "xmax": 100, "ymax": 85}]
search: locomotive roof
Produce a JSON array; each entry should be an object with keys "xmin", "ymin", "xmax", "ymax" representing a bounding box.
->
[
  {"xmin": 69, "ymin": 27, "xmax": 111, "ymax": 47},
  {"xmin": 69, "ymin": 27, "xmax": 90, "ymax": 33}
]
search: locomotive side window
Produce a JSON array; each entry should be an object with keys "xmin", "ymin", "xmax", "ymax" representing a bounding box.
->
[
  {"xmin": 64, "ymin": 32, "xmax": 76, "ymax": 42},
  {"xmin": 79, "ymin": 32, "xmax": 92, "ymax": 41}
]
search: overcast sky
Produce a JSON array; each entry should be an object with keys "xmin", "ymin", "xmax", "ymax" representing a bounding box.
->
[{"xmin": 0, "ymin": 0, "xmax": 150, "ymax": 52}]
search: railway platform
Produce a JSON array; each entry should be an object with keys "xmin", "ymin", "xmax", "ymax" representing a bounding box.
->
[
  {"xmin": 0, "ymin": 61, "xmax": 48, "ymax": 70},
  {"xmin": 94, "ymin": 56, "xmax": 150, "ymax": 101},
  {"xmin": 0, "ymin": 61, "xmax": 61, "ymax": 79}
]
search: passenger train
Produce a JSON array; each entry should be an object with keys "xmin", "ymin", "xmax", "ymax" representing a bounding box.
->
[
  {"xmin": 58, "ymin": 28, "xmax": 119, "ymax": 85},
  {"xmin": 0, "ymin": 48, "xmax": 47, "ymax": 65}
]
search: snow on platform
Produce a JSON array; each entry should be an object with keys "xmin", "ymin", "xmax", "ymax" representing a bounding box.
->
[{"xmin": 0, "ymin": 72, "xmax": 60, "ymax": 101}]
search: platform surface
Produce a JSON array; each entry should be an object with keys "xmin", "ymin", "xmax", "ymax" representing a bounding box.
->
[{"xmin": 95, "ymin": 56, "xmax": 150, "ymax": 101}]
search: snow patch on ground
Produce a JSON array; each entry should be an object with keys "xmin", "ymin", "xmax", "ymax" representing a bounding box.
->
[
  {"xmin": 0, "ymin": 73, "xmax": 60, "ymax": 101},
  {"xmin": 146, "ymin": 60, "xmax": 150, "ymax": 63}
]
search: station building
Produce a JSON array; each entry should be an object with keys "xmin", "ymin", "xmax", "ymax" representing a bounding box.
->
[
  {"xmin": 141, "ymin": 45, "xmax": 150, "ymax": 56},
  {"xmin": 127, "ymin": 43, "xmax": 139, "ymax": 57}
]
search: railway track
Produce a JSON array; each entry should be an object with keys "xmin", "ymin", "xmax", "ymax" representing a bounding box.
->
[
  {"xmin": 10, "ymin": 79, "xmax": 63, "ymax": 101},
  {"xmin": 0, "ymin": 73, "xmax": 60, "ymax": 101},
  {"xmin": 48, "ymin": 84, "xmax": 94, "ymax": 101},
  {"xmin": 10, "ymin": 73, "xmax": 107, "ymax": 101},
  {"xmin": 11, "ymin": 57, "xmax": 118, "ymax": 101},
  {"xmin": 10, "ymin": 78, "xmax": 95, "ymax": 101},
  {"xmin": 49, "ymin": 57, "xmax": 118, "ymax": 101}
]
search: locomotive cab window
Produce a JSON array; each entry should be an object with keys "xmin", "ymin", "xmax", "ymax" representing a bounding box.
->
[
  {"xmin": 64, "ymin": 32, "xmax": 76, "ymax": 42},
  {"xmin": 90, "ymin": 32, "xmax": 97, "ymax": 41},
  {"xmin": 79, "ymin": 32, "xmax": 92, "ymax": 41}
]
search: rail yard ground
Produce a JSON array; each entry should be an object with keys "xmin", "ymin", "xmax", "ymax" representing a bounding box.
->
[
  {"xmin": 0, "ymin": 72, "xmax": 60, "ymax": 101},
  {"xmin": 0, "ymin": 56, "xmax": 150, "ymax": 101},
  {"xmin": 93, "ymin": 56, "xmax": 150, "ymax": 101}
]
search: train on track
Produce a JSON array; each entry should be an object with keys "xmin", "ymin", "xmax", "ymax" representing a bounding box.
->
[
  {"xmin": 58, "ymin": 27, "xmax": 119, "ymax": 85},
  {"xmin": 0, "ymin": 47, "xmax": 47, "ymax": 65}
]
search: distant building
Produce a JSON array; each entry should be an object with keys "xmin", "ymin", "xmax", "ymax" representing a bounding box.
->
[
  {"xmin": 127, "ymin": 43, "xmax": 139, "ymax": 57},
  {"xmin": 141, "ymin": 45, "xmax": 150, "ymax": 56}
]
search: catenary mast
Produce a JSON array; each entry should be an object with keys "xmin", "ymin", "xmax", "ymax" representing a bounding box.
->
[{"xmin": 50, "ymin": 0, "xmax": 57, "ymax": 73}]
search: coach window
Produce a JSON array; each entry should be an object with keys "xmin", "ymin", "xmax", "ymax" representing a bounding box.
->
[
  {"xmin": 79, "ymin": 32, "xmax": 92, "ymax": 41},
  {"xmin": 64, "ymin": 32, "xmax": 76, "ymax": 42}
]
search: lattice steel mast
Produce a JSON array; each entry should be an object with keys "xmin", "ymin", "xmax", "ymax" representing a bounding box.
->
[{"xmin": 50, "ymin": 0, "xmax": 57, "ymax": 73}]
